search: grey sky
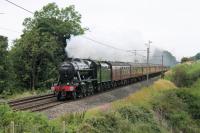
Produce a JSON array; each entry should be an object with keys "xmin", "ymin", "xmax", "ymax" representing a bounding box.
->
[{"xmin": 1, "ymin": 0, "xmax": 200, "ymax": 60}]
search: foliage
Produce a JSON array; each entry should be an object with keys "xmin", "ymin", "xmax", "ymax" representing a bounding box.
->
[
  {"xmin": 186, "ymin": 52, "xmax": 200, "ymax": 61},
  {"xmin": 59, "ymin": 112, "xmax": 86, "ymax": 132},
  {"xmin": 10, "ymin": 30, "xmax": 60, "ymax": 89},
  {"xmin": 74, "ymin": 78, "xmax": 200, "ymax": 133},
  {"xmin": 117, "ymin": 106, "xmax": 153, "ymax": 124},
  {"xmin": 23, "ymin": 3, "xmax": 85, "ymax": 58},
  {"xmin": 2, "ymin": 88, "xmax": 50, "ymax": 100},
  {"xmin": 153, "ymin": 89, "xmax": 200, "ymax": 133},
  {"xmin": 179, "ymin": 52, "xmax": 200, "ymax": 63},
  {"xmin": 194, "ymin": 53, "xmax": 200, "ymax": 60},
  {"xmin": 166, "ymin": 62, "xmax": 200, "ymax": 87},
  {"xmin": 0, "ymin": 36, "xmax": 9, "ymax": 93},
  {"xmin": 5, "ymin": 3, "xmax": 85, "ymax": 91},
  {"xmin": 1, "ymin": 76, "xmax": 200, "ymax": 132},
  {"xmin": 176, "ymin": 89, "xmax": 200, "ymax": 121},
  {"xmin": 117, "ymin": 106, "xmax": 161, "ymax": 133},
  {"xmin": 83, "ymin": 112, "xmax": 132, "ymax": 133},
  {"xmin": 112, "ymin": 79, "xmax": 176, "ymax": 109},
  {"xmin": 0, "ymin": 104, "xmax": 59, "ymax": 133},
  {"xmin": 181, "ymin": 57, "xmax": 191, "ymax": 63}
]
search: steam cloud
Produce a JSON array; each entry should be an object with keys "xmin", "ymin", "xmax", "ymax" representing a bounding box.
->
[
  {"xmin": 66, "ymin": 28, "xmax": 177, "ymax": 66},
  {"xmin": 66, "ymin": 29, "xmax": 146, "ymax": 62},
  {"xmin": 150, "ymin": 49, "xmax": 178, "ymax": 67}
]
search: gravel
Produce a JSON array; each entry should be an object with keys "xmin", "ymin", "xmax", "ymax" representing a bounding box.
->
[{"xmin": 41, "ymin": 77, "xmax": 160, "ymax": 119}]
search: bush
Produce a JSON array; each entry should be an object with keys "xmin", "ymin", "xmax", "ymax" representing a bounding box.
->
[
  {"xmin": 117, "ymin": 106, "xmax": 153, "ymax": 124},
  {"xmin": 131, "ymin": 123, "xmax": 163, "ymax": 133},
  {"xmin": 77, "ymin": 123, "xmax": 100, "ymax": 133},
  {"xmin": 84, "ymin": 112, "xmax": 132, "ymax": 133},
  {"xmin": 117, "ymin": 106, "xmax": 161, "ymax": 133},
  {"xmin": 170, "ymin": 63, "xmax": 200, "ymax": 87},
  {"xmin": 0, "ymin": 104, "xmax": 58, "ymax": 133},
  {"xmin": 171, "ymin": 64, "xmax": 188, "ymax": 87},
  {"xmin": 153, "ymin": 90, "xmax": 200, "ymax": 133},
  {"xmin": 58, "ymin": 112, "xmax": 86, "ymax": 132},
  {"xmin": 176, "ymin": 89, "xmax": 200, "ymax": 120}
]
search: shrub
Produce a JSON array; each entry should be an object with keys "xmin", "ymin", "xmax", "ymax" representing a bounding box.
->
[
  {"xmin": 170, "ymin": 63, "xmax": 200, "ymax": 87},
  {"xmin": 77, "ymin": 123, "xmax": 100, "ymax": 133},
  {"xmin": 117, "ymin": 106, "xmax": 153, "ymax": 124},
  {"xmin": 171, "ymin": 64, "xmax": 188, "ymax": 87},
  {"xmin": 131, "ymin": 123, "xmax": 163, "ymax": 133},
  {"xmin": 153, "ymin": 90, "xmax": 200, "ymax": 132},
  {"xmin": 117, "ymin": 106, "xmax": 161, "ymax": 133},
  {"xmin": 84, "ymin": 112, "xmax": 132, "ymax": 133},
  {"xmin": 55, "ymin": 112, "xmax": 86, "ymax": 133},
  {"xmin": 176, "ymin": 89, "xmax": 200, "ymax": 120},
  {"xmin": 0, "ymin": 104, "xmax": 57, "ymax": 133}
]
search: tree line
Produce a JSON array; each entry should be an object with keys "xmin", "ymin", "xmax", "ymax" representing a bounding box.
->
[
  {"xmin": 181, "ymin": 53, "xmax": 200, "ymax": 63},
  {"xmin": 0, "ymin": 3, "xmax": 85, "ymax": 94}
]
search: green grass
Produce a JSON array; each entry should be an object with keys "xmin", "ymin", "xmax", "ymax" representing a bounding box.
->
[
  {"xmin": 112, "ymin": 79, "xmax": 176, "ymax": 108},
  {"xmin": 0, "ymin": 88, "xmax": 51, "ymax": 100},
  {"xmin": 0, "ymin": 104, "xmax": 58, "ymax": 133}
]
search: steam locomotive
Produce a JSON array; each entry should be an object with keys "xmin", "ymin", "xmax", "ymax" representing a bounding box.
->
[{"xmin": 51, "ymin": 58, "xmax": 168, "ymax": 100}]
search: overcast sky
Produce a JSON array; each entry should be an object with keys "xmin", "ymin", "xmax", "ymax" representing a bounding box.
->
[{"xmin": 1, "ymin": 0, "xmax": 200, "ymax": 61}]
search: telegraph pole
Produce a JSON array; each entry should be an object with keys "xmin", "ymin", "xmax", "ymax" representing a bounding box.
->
[
  {"xmin": 134, "ymin": 50, "xmax": 137, "ymax": 63},
  {"xmin": 161, "ymin": 55, "xmax": 164, "ymax": 78},
  {"xmin": 146, "ymin": 40, "xmax": 152, "ymax": 86},
  {"xmin": 162, "ymin": 55, "xmax": 164, "ymax": 71}
]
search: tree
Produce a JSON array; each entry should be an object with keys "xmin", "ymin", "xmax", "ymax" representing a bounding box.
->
[
  {"xmin": 0, "ymin": 36, "xmax": 9, "ymax": 93},
  {"xmin": 11, "ymin": 3, "xmax": 85, "ymax": 90},
  {"xmin": 11, "ymin": 31, "xmax": 60, "ymax": 89},
  {"xmin": 194, "ymin": 53, "xmax": 200, "ymax": 60},
  {"xmin": 23, "ymin": 3, "xmax": 85, "ymax": 59},
  {"xmin": 181, "ymin": 57, "xmax": 190, "ymax": 63}
]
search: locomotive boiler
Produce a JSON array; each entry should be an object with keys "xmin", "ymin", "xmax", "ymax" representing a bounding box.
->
[{"xmin": 51, "ymin": 58, "xmax": 98, "ymax": 100}]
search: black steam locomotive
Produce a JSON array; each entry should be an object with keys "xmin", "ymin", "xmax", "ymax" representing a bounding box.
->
[{"xmin": 51, "ymin": 58, "xmax": 168, "ymax": 100}]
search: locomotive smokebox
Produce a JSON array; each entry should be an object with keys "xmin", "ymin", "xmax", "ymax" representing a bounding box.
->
[{"xmin": 59, "ymin": 62, "xmax": 75, "ymax": 82}]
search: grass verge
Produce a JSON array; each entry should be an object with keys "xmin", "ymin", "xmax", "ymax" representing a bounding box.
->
[{"xmin": 1, "ymin": 76, "xmax": 200, "ymax": 132}]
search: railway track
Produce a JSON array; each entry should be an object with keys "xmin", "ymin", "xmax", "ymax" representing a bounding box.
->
[
  {"xmin": 7, "ymin": 76, "xmax": 160, "ymax": 112},
  {"xmin": 8, "ymin": 85, "xmax": 129, "ymax": 112},
  {"xmin": 8, "ymin": 93, "xmax": 64, "ymax": 112}
]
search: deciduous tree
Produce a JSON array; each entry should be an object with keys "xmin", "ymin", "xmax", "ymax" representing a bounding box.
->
[
  {"xmin": 0, "ymin": 36, "xmax": 9, "ymax": 92},
  {"xmin": 11, "ymin": 3, "xmax": 85, "ymax": 90}
]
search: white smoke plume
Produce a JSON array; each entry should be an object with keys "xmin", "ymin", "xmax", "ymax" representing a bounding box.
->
[
  {"xmin": 66, "ymin": 28, "xmax": 147, "ymax": 62},
  {"xmin": 150, "ymin": 49, "xmax": 178, "ymax": 67}
]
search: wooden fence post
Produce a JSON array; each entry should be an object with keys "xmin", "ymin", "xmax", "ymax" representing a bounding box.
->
[
  {"xmin": 62, "ymin": 121, "xmax": 66, "ymax": 133},
  {"xmin": 10, "ymin": 121, "xmax": 14, "ymax": 133},
  {"xmin": 50, "ymin": 126, "xmax": 54, "ymax": 133}
]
